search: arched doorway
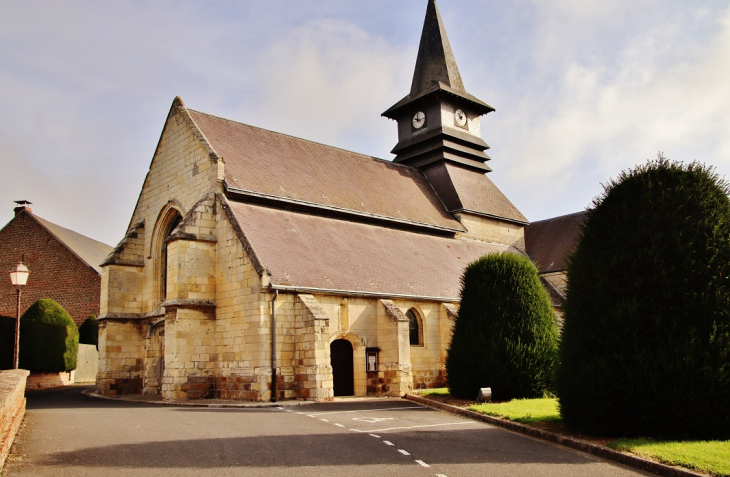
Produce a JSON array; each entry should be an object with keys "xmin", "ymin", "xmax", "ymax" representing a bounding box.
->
[{"xmin": 330, "ymin": 339, "xmax": 354, "ymax": 396}]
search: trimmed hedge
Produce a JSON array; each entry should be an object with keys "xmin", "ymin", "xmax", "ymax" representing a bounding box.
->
[
  {"xmin": 557, "ymin": 157, "xmax": 730, "ymax": 439},
  {"xmin": 1, "ymin": 315, "xmax": 70, "ymax": 372},
  {"xmin": 18, "ymin": 320, "xmax": 70, "ymax": 372},
  {"xmin": 446, "ymin": 252, "xmax": 560, "ymax": 401},
  {"xmin": 78, "ymin": 315, "xmax": 99, "ymax": 349},
  {"xmin": 20, "ymin": 299, "xmax": 78, "ymax": 372}
]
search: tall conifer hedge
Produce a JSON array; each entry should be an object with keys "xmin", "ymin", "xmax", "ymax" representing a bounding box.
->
[
  {"xmin": 446, "ymin": 252, "xmax": 559, "ymax": 401},
  {"xmin": 558, "ymin": 157, "xmax": 730, "ymax": 439}
]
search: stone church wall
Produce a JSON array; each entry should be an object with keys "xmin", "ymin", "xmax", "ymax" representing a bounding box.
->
[
  {"xmin": 455, "ymin": 212, "xmax": 525, "ymax": 250},
  {"xmin": 130, "ymin": 102, "xmax": 223, "ymax": 313}
]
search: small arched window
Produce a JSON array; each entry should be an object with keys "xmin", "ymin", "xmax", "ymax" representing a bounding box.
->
[{"xmin": 406, "ymin": 309, "xmax": 423, "ymax": 346}]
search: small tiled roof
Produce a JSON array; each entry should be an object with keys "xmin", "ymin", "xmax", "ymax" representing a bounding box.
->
[
  {"xmin": 443, "ymin": 163, "xmax": 527, "ymax": 223},
  {"xmin": 540, "ymin": 276, "xmax": 565, "ymax": 308},
  {"xmin": 227, "ymin": 200, "xmax": 515, "ymax": 300},
  {"xmin": 33, "ymin": 215, "xmax": 113, "ymax": 274},
  {"xmin": 525, "ymin": 211, "xmax": 586, "ymax": 273},
  {"xmin": 188, "ymin": 110, "xmax": 464, "ymax": 232}
]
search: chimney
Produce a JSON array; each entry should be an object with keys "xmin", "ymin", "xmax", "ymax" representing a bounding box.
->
[{"xmin": 13, "ymin": 200, "xmax": 32, "ymax": 216}]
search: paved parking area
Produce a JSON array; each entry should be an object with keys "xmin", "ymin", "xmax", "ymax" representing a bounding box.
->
[{"xmin": 4, "ymin": 387, "xmax": 652, "ymax": 477}]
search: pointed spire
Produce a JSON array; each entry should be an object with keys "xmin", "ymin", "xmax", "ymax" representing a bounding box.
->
[
  {"xmin": 382, "ymin": 0, "xmax": 492, "ymax": 120},
  {"xmin": 410, "ymin": 0, "xmax": 464, "ymax": 96}
]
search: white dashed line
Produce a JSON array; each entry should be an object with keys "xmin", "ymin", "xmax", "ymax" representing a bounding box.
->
[
  {"xmin": 415, "ymin": 460, "xmax": 430, "ymax": 467},
  {"xmin": 351, "ymin": 421, "xmax": 474, "ymax": 433},
  {"xmin": 320, "ymin": 419, "xmax": 329, "ymax": 422},
  {"xmin": 304, "ymin": 406, "xmax": 424, "ymax": 416},
  {"xmin": 436, "ymin": 474, "xmax": 448, "ymax": 477},
  {"xmin": 277, "ymin": 407, "xmax": 284, "ymax": 410},
  {"xmin": 334, "ymin": 423, "xmax": 346, "ymax": 428},
  {"xmin": 398, "ymin": 449, "xmax": 411, "ymax": 456},
  {"xmin": 369, "ymin": 434, "xmax": 381, "ymax": 438},
  {"xmin": 383, "ymin": 440, "xmax": 394, "ymax": 446}
]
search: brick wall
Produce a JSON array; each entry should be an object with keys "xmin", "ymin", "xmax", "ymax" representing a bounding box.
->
[
  {"xmin": 0, "ymin": 211, "xmax": 102, "ymax": 327},
  {"xmin": 0, "ymin": 369, "xmax": 29, "ymax": 470},
  {"xmin": 25, "ymin": 371, "xmax": 74, "ymax": 390}
]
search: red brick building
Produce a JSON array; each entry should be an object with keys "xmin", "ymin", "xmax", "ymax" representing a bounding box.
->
[{"xmin": 0, "ymin": 203, "xmax": 113, "ymax": 327}]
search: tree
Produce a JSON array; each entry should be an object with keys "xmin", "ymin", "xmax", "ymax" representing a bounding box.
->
[
  {"xmin": 78, "ymin": 315, "xmax": 99, "ymax": 349},
  {"xmin": 446, "ymin": 252, "xmax": 559, "ymax": 401},
  {"xmin": 20, "ymin": 299, "xmax": 78, "ymax": 372},
  {"xmin": 557, "ymin": 157, "xmax": 730, "ymax": 439}
]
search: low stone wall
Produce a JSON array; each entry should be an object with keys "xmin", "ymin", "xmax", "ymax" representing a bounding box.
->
[
  {"xmin": 0, "ymin": 369, "xmax": 30, "ymax": 470},
  {"xmin": 26, "ymin": 371, "xmax": 74, "ymax": 390}
]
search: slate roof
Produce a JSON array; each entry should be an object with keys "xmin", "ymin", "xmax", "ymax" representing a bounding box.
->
[
  {"xmin": 32, "ymin": 214, "xmax": 113, "ymax": 274},
  {"xmin": 424, "ymin": 162, "xmax": 527, "ymax": 223},
  {"xmin": 227, "ymin": 200, "xmax": 515, "ymax": 300},
  {"xmin": 188, "ymin": 109, "xmax": 464, "ymax": 233},
  {"xmin": 525, "ymin": 211, "xmax": 586, "ymax": 273}
]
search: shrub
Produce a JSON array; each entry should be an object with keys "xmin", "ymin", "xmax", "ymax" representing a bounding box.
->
[
  {"xmin": 78, "ymin": 315, "xmax": 99, "ymax": 349},
  {"xmin": 446, "ymin": 252, "xmax": 560, "ymax": 401},
  {"xmin": 557, "ymin": 157, "xmax": 730, "ymax": 439},
  {"xmin": 20, "ymin": 299, "xmax": 78, "ymax": 372}
]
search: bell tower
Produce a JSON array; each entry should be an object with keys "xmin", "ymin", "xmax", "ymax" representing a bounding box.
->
[{"xmin": 382, "ymin": 0, "xmax": 494, "ymax": 172}]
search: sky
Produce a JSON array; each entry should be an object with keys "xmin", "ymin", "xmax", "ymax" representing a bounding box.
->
[{"xmin": 1, "ymin": 0, "xmax": 730, "ymax": 247}]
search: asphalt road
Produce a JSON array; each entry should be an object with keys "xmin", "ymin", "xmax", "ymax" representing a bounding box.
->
[{"xmin": 4, "ymin": 386, "xmax": 652, "ymax": 476}]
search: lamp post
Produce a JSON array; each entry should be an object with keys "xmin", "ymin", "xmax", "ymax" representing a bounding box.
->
[{"xmin": 9, "ymin": 262, "xmax": 29, "ymax": 369}]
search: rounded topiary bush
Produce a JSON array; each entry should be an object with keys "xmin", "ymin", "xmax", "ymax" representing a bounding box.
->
[
  {"xmin": 557, "ymin": 157, "xmax": 730, "ymax": 439},
  {"xmin": 20, "ymin": 299, "xmax": 78, "ymax": 372},
  {"xmin": 78, "ymin": 315, "xmax": 99, "ymax": 349},
  {"xmin": 446, "ymin": 252, "xmax": 559, "ymax": 401}
]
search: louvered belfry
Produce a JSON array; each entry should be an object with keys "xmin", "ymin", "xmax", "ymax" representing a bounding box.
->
[{"xmin": 383, "ymin": 0, "xmax": 495, "ymax": 173}]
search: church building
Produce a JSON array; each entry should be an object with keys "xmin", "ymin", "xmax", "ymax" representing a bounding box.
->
[{"xmin": 97, "ymin": 0, "xmax": 533, "ymax": 401}]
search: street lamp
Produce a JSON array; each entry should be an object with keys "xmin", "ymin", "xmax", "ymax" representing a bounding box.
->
[{"xmin": 9, "ymin": 262, "xmax": 29, "ymax": 369}]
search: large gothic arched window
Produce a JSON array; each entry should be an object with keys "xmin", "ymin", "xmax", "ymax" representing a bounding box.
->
[
  {"xmin": 406, "ymin": 309, "xmax": 423, "ymax": 346},
  {"xmin": 159, "ymin": 211, "xmax": 182, "ymax": 302}
]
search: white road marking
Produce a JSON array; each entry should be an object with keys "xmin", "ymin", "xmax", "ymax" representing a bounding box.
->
[
  {"xmin": 398, "ymin": 449, "xmax": 411, "ymax": 456},
  {"xmin": 352, "ymin": 421, "xmax": 475, "ymax": 433},
  {"xmin": 320, "ymin": 419, "xmax": 329, "ymax": 422},
  {"xmin": 369, "ymin": 434, "xmax": 381, "ymax": 438},
  {"xmin": 305, "ymin": 406, "xmax": 424, "ymax": 416},
  {"xmin": 415, "ymin": 460, "xmax": 430, "ymax": 467},
  {"xmin": 277, "ymin": 407, "xmax": 284, "ymax": 410},
  {"xmin": 334, "ymin": 423, "xmax": 346, "ymax": 428},
  {"xmin": 352, "ymin": 417, "xmax": 395, "ymax": 423},
  {"xmin": 383, "ymin": 440, "xmax": 394, "ymax": 446},
  {"xmin": 436, "ymin": 474, "xmax": 448, "ymax": 477}
]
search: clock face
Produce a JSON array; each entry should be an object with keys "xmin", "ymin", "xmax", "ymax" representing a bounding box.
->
[
  {"xmin": 455, "ymin": 109, "xmax": 467, "ymax": 127},
  {"xmin": 412, "ymin": 111, "xmax": 426, "ymax": 129}
]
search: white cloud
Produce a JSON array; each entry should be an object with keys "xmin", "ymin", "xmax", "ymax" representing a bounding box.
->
[
  {"xmin": 489, "ymin": 2, "xmax": 730, "ymax": 221},
  {"xmin": 241, "ymin": 19, "xmax": 412, "ymax": 158}
]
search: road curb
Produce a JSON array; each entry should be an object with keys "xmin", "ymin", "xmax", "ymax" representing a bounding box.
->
[
  {"xmin": 81, "ymin": 389, "xmax": 314, "ymax": 408},
  {"xmin": 405, "ymin": 394, "xmax": 706, "ymax": 477}
]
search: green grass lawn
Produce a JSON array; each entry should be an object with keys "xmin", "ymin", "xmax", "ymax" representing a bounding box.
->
[
  {"xmin": 418, "ymin": 391, "xmax": 730, "ymax": 476},
  {"xmin": 469, "ymin": 398, "xmax": 561, "ymax": 423},
  {"xmin": 608, "ymin": 438, "xmax": 730, "ymax": 477},
  {"xmin": 416, "ymin": 387, "xmax": 450, "ymax": 397}
]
